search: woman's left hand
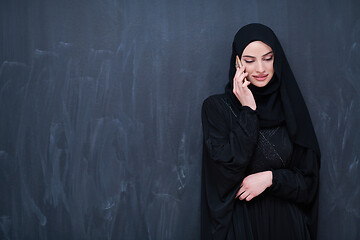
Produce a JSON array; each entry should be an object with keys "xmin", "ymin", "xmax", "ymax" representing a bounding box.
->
[{"xmin": 235, "ymin": 171, "xmax": 273, "ymax": 201}]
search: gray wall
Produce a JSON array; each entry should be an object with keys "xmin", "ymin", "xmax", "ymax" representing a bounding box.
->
[{"xmin": 0, "ymin": 0, "xmax": 359, "ymax": 239}]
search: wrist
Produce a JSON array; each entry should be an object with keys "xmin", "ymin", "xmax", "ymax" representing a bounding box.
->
[
  {"xmin": 250, "ymin": 104, "xmax": 256, "ymax": 111},
  {"xmin": 267, "ymin": 171, "xmax": 273, "ymax": 187}
]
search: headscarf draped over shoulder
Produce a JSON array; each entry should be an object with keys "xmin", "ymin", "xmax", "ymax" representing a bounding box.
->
[{"xmin": 226, "ymin": 23, "xmax": 320, "ymax": 158}]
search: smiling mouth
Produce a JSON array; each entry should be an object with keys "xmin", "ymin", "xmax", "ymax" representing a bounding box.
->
[{"xmin": 253, "ymin": 74, "xmax": 268, "ymax": 81}]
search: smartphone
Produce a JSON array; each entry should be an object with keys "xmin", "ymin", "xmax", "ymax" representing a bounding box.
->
[
  {"xmin": 235, "ymin": 55, "xmax": 241, "ymax": 68},
  {"xmin": 235, "ymin": 55, "xmax": 248, "ymax": 82}
]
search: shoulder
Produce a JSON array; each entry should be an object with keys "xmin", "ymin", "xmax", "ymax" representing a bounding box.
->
[
  {"xmin": 203, "ymin": 93, "xmax": 250, "ymax": 117},
  {"xmin": 202, "ymin": 93, "xmax": 258, "ymax": 126},
  {"xmin": 202, "ymin": 93, "xmax": 230, "ymax": 111},
  {"xmin": 201, "ymin": 93, "xmax": 239, "ymax": 124}
]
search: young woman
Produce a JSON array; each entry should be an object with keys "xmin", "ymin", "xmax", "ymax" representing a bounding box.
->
[{"xmin": 201, "ymin": 23, "xmax": 321, "ymax": 240}]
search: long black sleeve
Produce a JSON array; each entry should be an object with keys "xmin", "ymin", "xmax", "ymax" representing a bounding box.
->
[
  {"xmin": 201, "ymin": 95, "xmax": 259, "ymax": 239},
  {"xmin": 268, "ymin": 145, "xmax": 320, "ymax": 205},
  {"xmin": 266, "ymin": 144, "xmax": 320, "ymax": 239}
]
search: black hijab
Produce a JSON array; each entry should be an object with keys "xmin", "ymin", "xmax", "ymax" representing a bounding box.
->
[{"xmin": 225, "ymin": 23, "xmax": 321, "ymax": 158}]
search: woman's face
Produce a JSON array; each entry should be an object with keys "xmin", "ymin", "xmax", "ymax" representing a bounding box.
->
[{"xmin": 241, "ymin": 41, "xmax": 274, "ymax": 87}]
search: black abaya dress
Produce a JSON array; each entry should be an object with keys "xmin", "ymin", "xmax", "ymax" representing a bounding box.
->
[{"xmin": 201, "ymin": 94, "xmax": 320, "ymax": 240}]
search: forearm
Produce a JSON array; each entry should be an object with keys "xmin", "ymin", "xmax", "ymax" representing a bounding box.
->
[
  {"xmin": 268, "ymin": 168, "xmax": 318, "ymax": 204},
  {"xmin": 267, "ymin": 147, "xmax": 320, "ymax": 204}
]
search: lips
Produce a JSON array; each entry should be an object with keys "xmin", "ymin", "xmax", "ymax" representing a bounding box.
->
[{"xmin": 253, "ymin": 74, "xmax": 268, "ymax": 81}]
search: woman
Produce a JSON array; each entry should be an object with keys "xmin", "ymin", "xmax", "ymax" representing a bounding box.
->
[{"xmin": 201, "ymin": 23, "xmax": 321, "ymax": 240}]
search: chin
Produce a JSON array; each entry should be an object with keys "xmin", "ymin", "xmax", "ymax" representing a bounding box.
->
[{"xmin": 251, "ymin": 80, "xmax": 271, "ymax": 87}]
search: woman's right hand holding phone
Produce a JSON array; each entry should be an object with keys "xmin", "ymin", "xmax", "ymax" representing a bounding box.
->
[{"xmin": 233, "ymin": 57, "xmax": 257, "ymax": 110}]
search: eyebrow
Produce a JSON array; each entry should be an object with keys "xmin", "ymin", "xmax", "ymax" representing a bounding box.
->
[{"xmin": 242, "ymin": 51, "xmax": 274, "ymax": 58}]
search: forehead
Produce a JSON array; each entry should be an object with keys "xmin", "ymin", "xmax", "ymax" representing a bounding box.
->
[{"xmin": 242, "ymin": 41, "xmax": 273, "ymax": 56}]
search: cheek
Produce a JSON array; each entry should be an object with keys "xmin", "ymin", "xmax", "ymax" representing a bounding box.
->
[
  {"xmin": 267, "ymin": 68, "xmax": 274, "ymax": 77},
  {"xmin": 266, "ymin": 62, "xmax": 274, "ymax": 73},
  {"xmin": 244, "ymin": 65, "xmax": 255, "ymax": 74}
]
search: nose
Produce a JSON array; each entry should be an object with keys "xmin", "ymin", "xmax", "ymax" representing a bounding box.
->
[{"xmin": 256, "ymin": 62, "xmax": 265, "ymax": 73}]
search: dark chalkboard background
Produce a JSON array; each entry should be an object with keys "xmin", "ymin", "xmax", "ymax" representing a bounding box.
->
[{"xmin": 1, "ymin": 0, "xmax": 359, "ymax": 239}]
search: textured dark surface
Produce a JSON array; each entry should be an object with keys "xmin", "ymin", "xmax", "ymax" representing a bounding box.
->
[{"xmin": 0, "ymin": 0, "xmax": 359, "ymax": 239}]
